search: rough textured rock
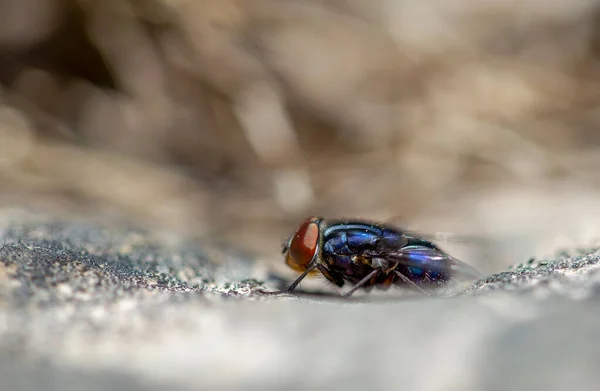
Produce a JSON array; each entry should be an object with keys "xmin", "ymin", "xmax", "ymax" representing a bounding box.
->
[{"xmin": 1, "ymin": 211, "xmax": 600, "ymax": 391}]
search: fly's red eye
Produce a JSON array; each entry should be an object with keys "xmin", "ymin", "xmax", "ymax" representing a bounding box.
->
[{"xmin": 287, "ymin": 219, "xmax": 319, "ymax": 268}]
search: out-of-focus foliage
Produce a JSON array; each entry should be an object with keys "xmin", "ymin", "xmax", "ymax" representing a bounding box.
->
[{"xmin": 2, "ymin": 0, "xmax": 600, "ymax": 270}]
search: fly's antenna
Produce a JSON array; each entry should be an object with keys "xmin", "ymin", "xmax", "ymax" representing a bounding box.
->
[{"xmin": 281, "ymin": 238, "xmax": 291, "ymax": 254}]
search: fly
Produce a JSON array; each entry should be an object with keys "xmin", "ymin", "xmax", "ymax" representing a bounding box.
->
[{"xmin": 260, "ymin": 216, "xmax": 482, "ymax": 297}]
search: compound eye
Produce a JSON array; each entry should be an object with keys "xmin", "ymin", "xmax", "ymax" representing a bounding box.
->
[{"xmin": 286, "ymin": 218, "xmax": 320, "ymax": 269}]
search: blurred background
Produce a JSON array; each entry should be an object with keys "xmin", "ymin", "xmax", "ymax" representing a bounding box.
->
[{"xmin": 2, "ymin": 0, "xmax": 600, "ymax": 275}]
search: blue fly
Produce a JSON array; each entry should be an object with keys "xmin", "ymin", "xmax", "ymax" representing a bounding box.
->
[{"xmin": 262, "ymin": 217, "xmax": 481, "ymax": 297}]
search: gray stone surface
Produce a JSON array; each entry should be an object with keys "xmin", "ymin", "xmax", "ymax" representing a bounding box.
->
[{"xmin": 1, "ymin": 212, "xmax": 600, "ymax": 391}]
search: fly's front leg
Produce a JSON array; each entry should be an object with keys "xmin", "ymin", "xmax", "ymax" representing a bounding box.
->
[{"xmin": 257, "ymin": 263, "xmax": 319, "ymax": 295}]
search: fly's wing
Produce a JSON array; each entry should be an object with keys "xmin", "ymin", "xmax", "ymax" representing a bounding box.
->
[
  {"xmin": 383, "ymin": 245, "xmax": 482, "ymax": 281},
  {"xmin": 403, "ymin": 230, "xmax": 491, "ymax": 248}
]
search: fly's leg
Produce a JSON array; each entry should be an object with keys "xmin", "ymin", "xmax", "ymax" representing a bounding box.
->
[
  {"xmin": 343, "ymin": 269, "xmax": 381, "ymax": 297},
  {"xmin": 317, "ymin": 264, "xmax": 345, "ymax": 287},
  {"xmin": 423, "ymin": 273, "xmax": 433, "ymax": 284},
  {"xmin": 285, "ymin": 263, "xmax": 319, "ymax": 293},
  {"xmin": 394, "ymin": 271, "xmax": 430, "ymax": 296},
  {"xmin": 257, "ymin": 263, "xmax": 319, "ymax": 295}
]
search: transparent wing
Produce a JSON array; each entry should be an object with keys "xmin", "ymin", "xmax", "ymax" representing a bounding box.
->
[
  {"xmin": 402, "ymin": 230, "xmax": 490, "ymax": 247},
  {"xmin": 382, "ymin": 245, "xmax": 482, "ymax": 281}
]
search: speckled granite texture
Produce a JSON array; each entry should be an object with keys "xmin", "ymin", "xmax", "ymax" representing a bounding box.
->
[{"xmin": 1, "ymin": 212, "xmax": 600, "ymax": 391}]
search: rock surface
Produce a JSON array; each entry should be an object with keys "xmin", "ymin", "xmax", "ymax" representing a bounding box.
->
[{"xmin": 1, "ymin": 211, "xmax": 600, "ymax": 391}]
